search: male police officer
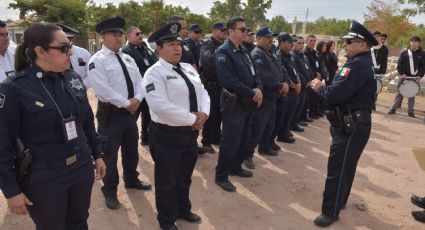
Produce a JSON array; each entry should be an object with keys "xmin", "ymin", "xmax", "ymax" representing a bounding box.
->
[
  {"xmin": 387, "ymin": 36, "xmax": 425, "ymax": 117},
  {"xmin": 241, "ymin": 28, "xmax": 255, "ymax": 53},
  {"xmin": 311, "ymin": 20, "xmax": 378, "ymax": 227},
  {"xmin": 304, "ymin": 34, "xmax": 322, "ymax": 119},
  {"xmin": 143, "ymin": 22, "xmax": 210, "ymax": 230},
  {"xmin": 199, "ymin": 22, "xmax": 228, "ymax": 152},
  {"xmin": 244, "ymin": 27, "xmax": 288, "ymax": 169},
  {"xmin": 275, "ymin": 33, "xmax": 301, "ymax": 144},
  {"xmin": 186, "ymin": 24, "xmax": 202, "ymax": 70},
  {"xmin": 56, "ymin": 24, "xmax": 91, "ymax": 86},
  {"xmin": 215, "ymin": 17, "xmax": 263, "ymax": 192},
  {"xmin": 0, "ymin": 20, "xmax": 15, "ymax": 82},
  {"xmin": 87, "ymin": 16, "xmax": 151, "ymax": 210},
  {"xmin": 122, "ymin": 26, "xmax": 158, "ymax": 145}
]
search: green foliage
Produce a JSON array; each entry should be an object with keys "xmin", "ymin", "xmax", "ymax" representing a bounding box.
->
[
  {"xmin": 307, "ymin": 17, "xmax": 350, "ymax": 37},
  {"xmin": 398, "ymin": 0, "xmax": 425, "ymax": 14},
  {"xmin": 268, "ymin": 15, "xmax": 291, "ymax": 34}
]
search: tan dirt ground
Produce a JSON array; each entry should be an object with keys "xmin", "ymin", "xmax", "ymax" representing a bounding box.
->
[{"xmin": 1, "ymin": 90, "xmax": 425, "ymax": 230}]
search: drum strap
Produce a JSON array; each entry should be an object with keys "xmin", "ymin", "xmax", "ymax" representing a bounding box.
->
[
  {"xmin": 408, "ymin": 49, "xmax": 418, "ymax": 76},
  {"xmin": 371, "ymin": 48, "xmax": 380, "ymax": 70}
]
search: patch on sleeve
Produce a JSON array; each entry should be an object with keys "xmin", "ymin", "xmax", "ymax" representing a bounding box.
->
[
  {"xmin": 89, "ymin": 62, "xmax": 95, "ymax": 70},
  {"xmin": 254, "ymin": 58, "xmax": 264, "ymax": 65},
  {"xmin": 339, "ymin": 67, "xmax": 351, "ymax": 78},
  {"xmin": 0, "ymin": 93, "xmax": 5, "ymax": 108},
  {"xmin": 146, "ymin": 83, "xmax": 155, "ymax": 93},
  {"xmin": 166, "ymin": 75, "xmax": 178, "ymax": 80},
  {"xmin": 217, "ymin": 54, "xmax": 226, "ymax": 63}
]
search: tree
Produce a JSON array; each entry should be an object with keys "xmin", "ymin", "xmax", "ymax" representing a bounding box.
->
[
  {"xmin": 208, "ymin": 0, "xmax": 243, "ymax": 24},
  {"xmin": 243, "ymin": 0, "xmax": 272, "ymax": 30},
  {"xmin": 398, "ymin": 0, "xmax": 425, "ymax": 14},
  {"xmin": 268, "ymin": 15, "xmax": 291, "ymax": 34},
  {"xmin": 307, "ymin": 17, "xmax": 350, "ymax": 36},
  {"xmin": 364, "ymin": 0, "xmax": 414, "ymax": 46}
]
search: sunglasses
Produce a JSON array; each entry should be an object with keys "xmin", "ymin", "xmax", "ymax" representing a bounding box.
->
[
  {"xmin": 49, "ymin": 42, "xmax": 73, "ymax": 53},
  {"xmin": 135, "ymin": 32, "xmax": 143, "ymax": 36},
  {"xmin": 233, "ymin": 27, "xmax": 248, "ymax": 33},
  {"xmin": 345, "ymin": 39, "xmax": 365, "ymax": 45}
]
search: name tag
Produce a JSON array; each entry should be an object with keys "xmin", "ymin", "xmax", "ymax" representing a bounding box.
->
[
  {"xmin": 305, "ymin": 63, "xmax": 309, "ymax": 69},
  {"xmin": 143, "ymin": 58, "xmax": 150, "ymax": 66},
  {"xmin": 316, "ymin": 61, "xmax": 319, "ymax": 68},
  {"xmin": 250, "ymin": 65, "xmax": 255, "ymax": 76},
  {"xmin": 62, "ymin": 116, "xmax": 78, "ymax": 143}
]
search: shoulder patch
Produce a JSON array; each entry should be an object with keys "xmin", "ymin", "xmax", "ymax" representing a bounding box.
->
[
  {"xmin": 89, "ymin": 62, "xmax": 95, "ymax": 70},
  {"xmin": 217, "ymin": 54, "xmax": 226, "ymax": 63},
  {"xmin": 255, "ymin": 58, "xmax": 264, "ymax": 65},
  {"xmin": 0, "ymin": 93, "xmax": 5, "ymax": 108},
  {"xmin": 166, "ymin": 75, "xmax": 178, "ymax": 80},
  {"xmin": 339, "ymin": 67, "xmax": 351, "ymax": 78},
  {"xmin": 146, "ymin": 83, "xmax": 155, "ymax": 93}
]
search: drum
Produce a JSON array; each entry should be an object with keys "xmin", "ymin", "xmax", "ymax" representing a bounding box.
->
[
  {"xmin": 375, "ymin": 74, "xmax": 383, "ymax": 95},
  {"xmin": 398, "ymin": 79, "xmax": 420, "ymax": 98}
]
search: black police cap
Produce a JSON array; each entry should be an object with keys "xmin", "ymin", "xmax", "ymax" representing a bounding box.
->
[
  {"xmin": 56, "ymin": 24, "xmax": 79, "ymax": 38},
  {"xmin": 256, "ymin": 26, "xmax": 277, "ymax": 37},
  {"xmin": 95, "ymin": 16, "xmax": 125, "ymax": 34},
  {"xmin": 189, "ymin": 24, "xmax": 202, "ymax": 32},
  {"xmin": 277, "ymin": 33, "xmax": 294, "ymax": 42},
  {"xmin": 148, "ymin": 22, "xmax": 182, "ymax": 43},
  {"xmin": 212, "ymin": 22, "xmax": 226, "ymax": 30},
  {"xmin": 342, "ymin": 20, "xmax": 379, "ymax": 47}
]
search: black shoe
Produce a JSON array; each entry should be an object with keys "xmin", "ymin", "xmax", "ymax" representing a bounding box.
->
[
  {"xmin": 161, "ymin": 223, "xmax": 178, "ymax": 230},
  {"xmin": 125, "ymin": 180, "xmax": 152, "ymax": 190},
  {"xmin": 105, "ymin": 196, "xmax": 121, "ymax": 209},
  {"xmin": 243, "ymin": 158, "xmax": 255, "ymax": 169},
  {"xmin": 304, "ymin": 117, "xmax": 315, "ymax": 122},
  {"xmin": 179, "ymin": 212, "xmax": 201, "ymax": 223},
  {"xmin": 408, "ymin": 112, "xmax": 415, "ymax": 118},
  {"xmin": 277, "ymin": 136, "xmax": 296, "ymax": 144},
  {"xmin": 215, "ymin": 179, "xmax": 236, "ymax": 192},
  {"xmin": 197, "ymin": 146, "xmax": 208, "ymax": 155},
  {"xmin": 290, "ymin": 125, "xmax": 304, "ymax": 132},
  {"xmin": 270, "ymin": 140, "xmax": 281, "ymax": 151},
  {"xmin": 230, "ymin": 168, "xmax": 253, "ymax": 177},
  {"xmin": 202, "ymin": 144, "xmax": 215, "ymax": 154},
  {"xmin": 259, "ymin": 149, "xmax": 278, "ymax": 156},
  {"xmin": 298, "ymin": 121, "xmax": 308, "ymax": 127},
  {"xmin": 314, "ymin": 214, "xmax": 339, "ymax": 227},
  {"xmin": 411, "ymin": 195, "xmax": 425, "ymax": 209},
  {"xmin": 387, "ymin": 109, "xmax": 395, "ymax": 114},
  {"xmin": 412, "ymin": 210, "xmax": 425, "ymax": 223},
  {"xmin": 287, "ymin": 131, "xmax": 294, "ymax": 137}
]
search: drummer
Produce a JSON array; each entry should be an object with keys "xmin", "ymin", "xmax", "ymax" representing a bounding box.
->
[
  {"xmin": 371, "ymin": 31, "xmax": 388, "ymax": 110},
  {"xmin": 388, "ymin": 36, "xmax": 425, "ymax": 118}
]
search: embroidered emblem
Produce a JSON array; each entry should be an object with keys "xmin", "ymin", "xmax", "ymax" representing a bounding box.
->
[
  {"xmin": 170, "ymin": 24, "xmax": 179, "ymax": 34},
  {"xmin": 36, "ymin": 72, "xmax": 43, "ymax": 79},
  {"xmin": 217, "ymin": 54, "xmax": 226, "ymax": 63},
  {"xmin": 146, "ymin": 83, "xmax": 155, "ymax": 93},
  {"xmin": 0, "ymin": 93, "xmax": 5, "ymax": 108},
  {"xmin": 69, "ymin": 78, "xmax": 84, "ymax": 90},
  {"xmin": 339, "ymin": 67, "xmax": 351, "ymax": 78},
  {"xmin": 166, "ymin": 75, "xmax": 178, "ymax": 80}
]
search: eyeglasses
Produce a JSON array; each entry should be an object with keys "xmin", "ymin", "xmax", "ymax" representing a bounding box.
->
[
  {"xmin": 0, "ymin": 32, "xmax": 9, "ymax": 37},
  {"xmin": 232, "ymin": 27, "xmax": 248, "ymax": 33},
  {"xmin": 345, "ymin": 39, "xmax": 365, "ymax": 45},
  {"xmin": 48, "ymin": 43, "xmax": 73, "ymax": 53},
  {"xmin": 135, "ymin": 32, "xmax": 143, "ymax": 36}
]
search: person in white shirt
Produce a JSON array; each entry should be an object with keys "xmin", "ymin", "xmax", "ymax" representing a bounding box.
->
[
  {"xmin": 87, "ymin": 16, "xmax": 151, "ymax": 210},
  {"xmin": 0, "ymin": 20, "xmax": 15, "ymax": 82},
  {"xmin": 56, "ymin": 24, "xmax": 91, "ymax": 86},
  {"xmin": 142, "ymin": 22, "xmax": 210, "ymax": 230}
]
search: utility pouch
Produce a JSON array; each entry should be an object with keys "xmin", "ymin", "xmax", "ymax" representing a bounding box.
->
[{"xmin": 220, "ymin": 88, "xmax": 237, "ymax": 113}]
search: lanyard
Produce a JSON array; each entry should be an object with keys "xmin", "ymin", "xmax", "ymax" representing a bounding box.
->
[{"xmin": 38, "ymin": 75, "xmax": 65, "ymax": 119}]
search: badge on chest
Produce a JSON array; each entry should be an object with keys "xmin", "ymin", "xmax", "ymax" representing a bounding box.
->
[{"xmin": 62, "ymin": 116, "xmax": 78, "ymax": 143}]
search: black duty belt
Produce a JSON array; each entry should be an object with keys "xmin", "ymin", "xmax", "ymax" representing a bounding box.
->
[
  {"xmin": 153, "ymin": 122, "xmax": 194, "ymax": 132},
  {"xmin": 98, "ymin": 101, "xmax": 130, "ymax": 114},
  {"xmin": 31, "ymin": 154, "xmax": 89, "ymax": 169}
]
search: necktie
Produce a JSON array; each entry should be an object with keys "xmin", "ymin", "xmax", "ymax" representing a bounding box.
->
[
  {"xmin": 173, "ymin": 64, "xmax": 198, "ymax": 112},
  {"xmin": 115, "ymin": 53, "xmax": 135, "ymax": 98}
]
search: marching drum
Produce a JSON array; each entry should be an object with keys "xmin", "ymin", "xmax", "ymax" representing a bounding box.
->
[
  {"xmin": 398, "ymin": 77, "xmax": 420, "ymax": 98},
  {"xmin": 375, "ymin": 74, "xmax": 383, "ymax": 95}
]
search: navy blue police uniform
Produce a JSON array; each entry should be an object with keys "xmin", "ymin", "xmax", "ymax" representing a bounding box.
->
[
  {"xmin": 0, "ymin": 65, "xmax": 102, "ymax": 229},
  {"xmin": 215, "ymin": 26, "xmax": 262, "ymax": 190},
  {"xmin": 313, "ymin": 20, "xmax": 378, "ymax": 227},
  {"xmin": 275, "ymin": 33, "xmax": 300, "ymax": 143},
  {"xmin": 246, "ymin": 27, "xmax": 283, "ymax": 159},
  {"xmin": 143, "ymin": 22, "xmax": 210, "ymax": 230},
  {"xmin": 185, "ymin": 24, "xmax": 202, "ymax": 70},
  {"xmin": 122, "ymin": 36, "xmax": 158, "ymax": 145},
  {"xmin": 199, "ymin": 22, "xmax": 227, "ymax": 149},
  {"xmin": 304, "ymin": 44, "xmax": 323, "ymax": 118}
]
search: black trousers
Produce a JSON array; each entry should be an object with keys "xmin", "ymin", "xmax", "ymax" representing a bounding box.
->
[
  {"xmin": 274, "ymin": 93, "xmax": 298, "ymax": 139},
  {"xmin": 98, "ymin": 111, "xmax": 140, "ymax": 197},
  {"xmin": 148, "ymin": 122, "xmax": 198, "ymax": 228},
  {"xmin": 201, "ymin": 86, "xmax": 222, "ymax": 146},
  {"xmin": 291, "ymin": 87, "xmax": 307, "ymax": 127},
  {"xmin": 24, "ymin": 158, "xmax": 94, "ymax": 230},
  {"xmin": 140, "ymin": 99, "xmax": 151, "ymax": 142},
  {"xmin": 216, "ymin": 102, "xmax": 255, "ymax": 181},
  {"xmin": 321, "ymin": 114, "xmax": 371, "ymax": 217}
]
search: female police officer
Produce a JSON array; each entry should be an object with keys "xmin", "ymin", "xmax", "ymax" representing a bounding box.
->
[
  {"xmin": 0, "ymin": 22, "xmax": 106, "ymax": 230},
  {"xmin": 142, "ymin": 22, "xmax": 210, "ymax": 230}
]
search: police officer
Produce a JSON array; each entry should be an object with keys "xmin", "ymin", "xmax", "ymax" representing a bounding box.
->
[
  {"xmin": 122, "ymin": 26, "xmax": 158, "ymax": 145},
  {"xmin": 215, "ymin": 17, "xmax": 263, "ymax": 192},
  {"xmin": 371, "ymin": 31, "xmax": 388, "ymax": 110},
  {"xmin": 387, "ymin": 36, "xmax": 425, "ymax": 118},
  {"xmin": 274, "ymin": 33, "xmax": 301, "ymax": 144},
  {"xmin": 311, "ymin": 20, "xmax": 378, "ymax": 227},
  {"xmin": 304, "ymin": 34, "xmax": 323, "ymax": 119},
  {"xmin": 56, "ymin": 24, "xmax": 91, "ymax": 86},
  {"xmin": 0, "ymin": 22, "xmax": 105, "ymax": 230},
  {"xmin": 186, "ymin": 24, "xmax": 202, "ymax": 70},
  {"xmin": 143, "ymin": 22, "xmax": 210, "ymax": 230},
  {"xmin": 243, "ymin": 27, "xmax": 288, "ymax": 169},
  {"xmin": 241, "ymin": 28, "xmax": 255, "ymax": 53},
  {"xmin": 0, "ymin": 20, "xmax": 15, "ymax": 82},
  {"xmin": 87, "ymin": 16, "xmax": 151, "ymax": 210},
  {"xmin": 199, "ymin": 22, "xmax": 228, "ymax": 152}
]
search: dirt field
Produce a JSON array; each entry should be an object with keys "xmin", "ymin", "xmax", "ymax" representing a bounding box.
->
[{"xmin": 1, "ymin": 90, "xmax": 425, "ymax": 230}]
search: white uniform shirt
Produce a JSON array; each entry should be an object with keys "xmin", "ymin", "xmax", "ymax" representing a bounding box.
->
[
  {"xmin": 0, "ymin": 45, "xmax": 16, "ymax": 82},
  {"xmin": 70, "ymin": 45, "xmax": 91, "ymax": 86},
  {"xmin": 142, "ymin": 58, "xmax": 210, "ymax": 127},
  {"xmin": 87, "ymin": 45, "xmax": 143, "ymax": 108}
]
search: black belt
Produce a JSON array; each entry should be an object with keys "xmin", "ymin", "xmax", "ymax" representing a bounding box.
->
[
  {"xmin": 152, "ymin": 122, "xmax": 194, "ymax": 132},
  {"xmin": 31, "ymin": 154, "xmax": 89, "ymax": 169},
  {"xmin": 98, "ymin": 101, "xmax": 130, "ymax": 114}
]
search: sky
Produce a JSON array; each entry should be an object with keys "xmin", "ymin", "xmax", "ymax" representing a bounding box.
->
[{"xmin": 1, "ymin": 0, "xmax": 425, "ymax": 24}]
